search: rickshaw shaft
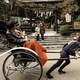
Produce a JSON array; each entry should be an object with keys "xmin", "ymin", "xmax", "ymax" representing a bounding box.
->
[{"xmin": 48, "ymin": 57, "xmax": 80, "ymax": 61}]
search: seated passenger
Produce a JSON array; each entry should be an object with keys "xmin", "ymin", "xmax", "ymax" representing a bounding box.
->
[{"xmin": 8, "ymin": 21, "xmax": 48, "ymax": 66}]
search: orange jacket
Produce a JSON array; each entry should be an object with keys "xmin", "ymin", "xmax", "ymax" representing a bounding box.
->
[{"xmin": 23, "ymin": 39, "xmax": 48, "ymax": 66}]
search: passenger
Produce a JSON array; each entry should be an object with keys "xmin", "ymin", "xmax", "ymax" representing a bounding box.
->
[
  {"xmin": 8, "ymin": 21, "xmax": 48, "ymax": 66},
  {"xmin": 46, "ymin": 36, "xmax": 80, "ymax": 79}
]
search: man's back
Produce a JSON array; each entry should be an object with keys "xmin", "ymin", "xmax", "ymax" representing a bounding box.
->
[{"xmin": 63, "ymin": 41, "xmax": 80, "ymax": 56}]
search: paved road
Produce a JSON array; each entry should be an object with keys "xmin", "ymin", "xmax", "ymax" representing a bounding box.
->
[
  {"xmin": 0, "ymin": 30, "xmax": 80, "ymax": 80},
  {"xmin": 44, "ymin": 59, "xmax": 80, "ymax": 80},
  {"xmin": 0, "ymin": 51, "xmax": 80, "ymax": 80},
  {"xmin": 0, "ymin": 52, "xmax": 9, "ymax": 80}
]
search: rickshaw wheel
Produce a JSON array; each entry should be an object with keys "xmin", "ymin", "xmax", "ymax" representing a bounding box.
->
[{"xmin": 3, "ymin": 50, "xmax": 43, "ymax": 80}]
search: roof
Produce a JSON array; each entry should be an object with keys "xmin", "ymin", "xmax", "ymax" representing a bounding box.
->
[{"xmin": 18, "ymin": 0, "xmax": 63, "ymax": 3}]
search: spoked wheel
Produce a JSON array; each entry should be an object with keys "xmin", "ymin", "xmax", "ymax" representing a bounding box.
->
[{"xmin": 3, "ymin": 50, "xmax": 43, "ymax": 80}]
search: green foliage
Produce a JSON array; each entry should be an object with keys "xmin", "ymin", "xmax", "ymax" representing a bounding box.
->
[
  {"xmin": 26, "ymin": 9, "xmax": 36, "ymax": 18},
  {"xmin": 76, "ymin": 15, "xmax": 80, "ymax": 21},
  {"xmin": 62, "ymin": 0, "xmax": 79, "ymax": 13},
  {"xmin": 74, "ymin": 0, "xmax": 80, "ymax": 5},
  {"xmin": 0, "ymin": 0, "xmax": 7, "ymax": 20},
  {"xmin": 59, "ymin": 25, "xmax": 71, "ymax": 36}
]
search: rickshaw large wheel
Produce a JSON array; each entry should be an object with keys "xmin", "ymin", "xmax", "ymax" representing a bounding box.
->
[{"xmin": 3, "ymin": 49, "xmax": 43, "ymax": 80}]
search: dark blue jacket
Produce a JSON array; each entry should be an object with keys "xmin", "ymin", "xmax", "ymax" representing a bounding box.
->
[{"xmin": 62, "ymin": 41, "xmax": 80, "ymax": 56}]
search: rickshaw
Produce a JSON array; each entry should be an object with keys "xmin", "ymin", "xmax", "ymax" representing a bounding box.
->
[
  {"xmin": 0, "ymin": 21, "xmax": 43, "ymax": 80},
  {"xmin": 1, "ymin": 21, "xmax": 80, "ymax": 80}
]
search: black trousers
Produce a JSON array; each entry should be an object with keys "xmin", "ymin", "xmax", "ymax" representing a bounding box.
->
[
  {"xmin": 41, "ymin": 34, "xmax": 44, "ymax": 40},
  {"xmin": 36, "ymin": 34, "xmax": 40, "ymax": 41},
  {"xmin": 47, "ymin": 57, "xmax": 70, "ymax": 74}
]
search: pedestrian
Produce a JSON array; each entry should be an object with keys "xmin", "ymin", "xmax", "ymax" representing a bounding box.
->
[
  {"xmin": 40, "ymin": 23, "xmax": 45, "ymax": 40},
  {"xmin": 35, "ymin": 24, "xmax": 40, "ymax": 41},
  {"xmin": 46, "ymin": 36, "xmax": 80, "ymax": 79}
]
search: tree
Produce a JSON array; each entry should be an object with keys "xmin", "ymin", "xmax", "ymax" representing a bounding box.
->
[
  {"xmin": 62, "ymin": 0, "xmax": 79, "ymax": 13},
  {"xmin": 74, "ymin": 0, "xmax": 80, "ymax": 5},
  {"xmin": 0, "ymin": 0, "xmax": 7, "ymax": 20}
]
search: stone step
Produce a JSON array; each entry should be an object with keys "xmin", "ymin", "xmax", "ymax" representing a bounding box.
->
[
  {"xmin": 47, "ymin": 49, "xmax": 61, "ymax": 53},
  {"xmin": 46, "ymin": 48, "xmax": 62, "ymax": 50},
  {"xmin": 41, "ymin": 43, "xmax": 67, "ymax": 45},
  {"xmin": 43, "ymin": 44, "xmax": 63, "ymax": 48},
  {"xmin": 39, "ymin": 40, "xmax": 70, "ymax": 44},
  {"xmin": 44, "ymin": 37, "xmax": 72, "ymax": 41},
  {"xmin": 34, "ymin": 37, "xmax": 72, "ymax": 41},
  {"xmin": 40, "ymin": 39, "xmax": 72, "ymax": 43},
  {"xmin": 31, "ymin": 33, "xmax": 72, "ymax": 39}
]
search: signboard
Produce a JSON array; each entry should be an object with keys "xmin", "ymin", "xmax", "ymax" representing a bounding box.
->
[
  {"xmin": 65, "ymin": 13, "xmax": 71, "ymax": 23},
  {"xmin": 18, "ymin": 0, "xmax": 63, "ymax": 2},
  {"xmin": 74, "ymin": 21, "xmax": 80, "ymax": 29}
]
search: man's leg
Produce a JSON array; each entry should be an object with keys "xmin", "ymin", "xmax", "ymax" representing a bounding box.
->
[
  {"xmin": 58, "ymin": 59, "xmax": 70, "ymax": 74},
  {"xmin": 36, "ymin": 34, "xmax": 40, "ymax": 40},
  {"xmin": 41, "ymin": 34, "xmax": 44, "ymax": 40},
  {"xmin": 46, "ymin": 59, "xmax": 64, "ymax": 78}
]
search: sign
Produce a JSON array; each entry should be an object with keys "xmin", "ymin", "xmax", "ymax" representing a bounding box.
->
[
  {"xmin": 65, "ymin": 13, "xmax": 71, "ymax": 23},
  {"xmin": 74, "ymin": 21, "xmax": 80, "ymax": 29}
]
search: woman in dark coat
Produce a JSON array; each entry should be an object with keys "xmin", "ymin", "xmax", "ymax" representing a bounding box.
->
[
  {"xmin": 8, "ymin": 21, "xmax": 48, "ymax": 66},
  {"xmin": 40, "ymin": 24, "xmax": 45, "ymax": 40}
]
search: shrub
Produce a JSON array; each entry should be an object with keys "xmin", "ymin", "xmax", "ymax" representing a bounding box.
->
[{"xmin": 59, "ymin": 25, "xmax": 71, "ymax": 36}]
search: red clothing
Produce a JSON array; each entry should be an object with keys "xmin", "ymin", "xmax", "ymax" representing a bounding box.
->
[{"xmin": 23, "ymin": 39, "xmax": 48, "ymax": 66}]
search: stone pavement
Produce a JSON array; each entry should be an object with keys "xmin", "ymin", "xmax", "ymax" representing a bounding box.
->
[
  {"xmin": 0, "ymin": 51, "xmax": 80, "ymax": 80},
  {"xmin": 31, "ymin": 29, "xmax": 60, "ymax": 37},
  {"xmin": 39, "ymin": 29, "xmax": 80, "ymax": 80},
  {"xmin": 0, "ymin": 29, "xmax": 80, "ymax": 80},
  {"xmin": 43, "ymin": 59, "xmax": 80, "ymax": 80}
]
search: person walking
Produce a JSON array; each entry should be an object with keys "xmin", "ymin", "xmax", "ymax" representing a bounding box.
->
[
  {"xmin": 35, "ymin": 24, "xmax": 40, "ymax": 41},
  {"xmin": 40, "ymin": 23, "xmax": 45, "ymax": 40},
  {"xmin": 46, "ymin": 37, "xmax": 80, "ymax": 79}
]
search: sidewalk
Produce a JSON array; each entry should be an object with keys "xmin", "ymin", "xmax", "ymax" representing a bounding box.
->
[{"xmin": 31, "ymin": 29, "xmax": 60, "ymax": 37}]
